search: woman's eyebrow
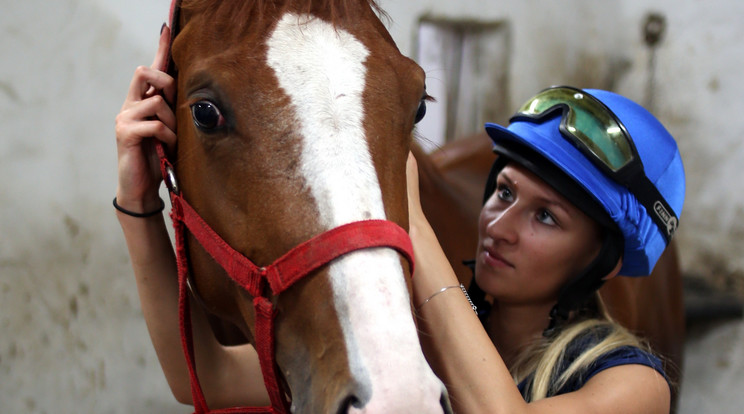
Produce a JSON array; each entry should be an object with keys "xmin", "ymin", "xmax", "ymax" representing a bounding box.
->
[
  {"xmin": 498, "ymin": 171, "xmax": 515, "ymax": 186},
  {"xmin": 535, "ymin": 187, "xmax": 575, "ymax": 218},
  {"xmin": 501, "ymin": 170, "xmax": 573, "ymax": 216},
  {"xmin": 542, "ymin": 196, "xmax": 571, "ymax": 216}
]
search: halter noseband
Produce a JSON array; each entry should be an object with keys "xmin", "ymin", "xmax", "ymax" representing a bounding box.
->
[{"xmin": 156, "ymin": 2, "xmax": 414, "ymax": 413}]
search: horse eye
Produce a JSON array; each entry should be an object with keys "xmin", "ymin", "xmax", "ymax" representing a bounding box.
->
[
  {"xmin": 414, "ymin": 99, "xmax": 427, "ymax": 124},
  {"xmin": 190, "ymin": 101, "xmax": 225, "ymax": 130}
]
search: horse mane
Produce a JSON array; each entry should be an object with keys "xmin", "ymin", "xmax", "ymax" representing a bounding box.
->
[{"xmin": 180, "ymin": 0, "xmax": 385, "ymax": 29}]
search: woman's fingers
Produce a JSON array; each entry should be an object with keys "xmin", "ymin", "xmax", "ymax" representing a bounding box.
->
[
  {"xmin": 137, "ymin": 94, "xmax": 176, "ymax": 138},
  {"xmin": 121, "ymin": 94, "xmax": 175, "ymax": 128},
  {"xmin": 152, "ymin": 25, "xmax": 171, "ymax": 71},
  {"xmin": 123, "ymin": 26, "xmax": 175, "ymax": 107},
  {"xmin": 151, "ymin": 25, "xmax": 176, "ymax": 104},
  {"xmin": 118, "ymin": 119, "xmax": 176, "ymax": 150},
  {"xmin": 406, "ymin": 152, "xmax": 420, "ymax": 196},
  {"xmin": 125, "ymin": 66, "xmax": 175, "ymax": 105},
  {"xmin": 117, "ymin": 95, "xmax": 176, "ymax": 144},
  {"xmin": 406, "ymin": 152, "xmax": 425, "ymax": 219}
]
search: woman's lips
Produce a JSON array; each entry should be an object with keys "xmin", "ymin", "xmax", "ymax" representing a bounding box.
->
[{"xmin": 482, "ymin": 247, "xmax": 514, "ymax": 269}]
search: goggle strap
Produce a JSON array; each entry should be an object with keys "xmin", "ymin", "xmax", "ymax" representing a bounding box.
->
[{"xmin": 628, "ymin": 175, "xmax": 678, "ymax": 242}]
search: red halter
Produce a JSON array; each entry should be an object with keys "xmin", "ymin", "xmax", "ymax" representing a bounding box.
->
[{"xmin": 157, "ymin": 2, "xmax": 415, "ymax": 413}]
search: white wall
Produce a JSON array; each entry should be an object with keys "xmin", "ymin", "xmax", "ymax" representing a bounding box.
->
[
  {"xmin": 0, "ymin": 0, "xmax": 181, "ymax": 412},
  {"xmin": 0, "ymin": 0, "xmax": 741, "ymax": 412}
]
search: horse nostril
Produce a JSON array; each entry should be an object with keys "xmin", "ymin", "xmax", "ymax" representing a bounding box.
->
[
  {"xmin": 441, "ymin": 390, "xmax": 454, "ymax": 414},
  {"xmin": 337, "ymin": 395, "xmax": 362, "ymax": 414}
]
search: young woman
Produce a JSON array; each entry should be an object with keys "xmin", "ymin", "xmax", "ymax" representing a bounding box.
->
[
  {"xmin": 406, "ymin": 86, "xmax": 685, "ymax": 413},
  {"xmin": 116, "ymin": 26, "xmax": 684, "ymax": 413}
]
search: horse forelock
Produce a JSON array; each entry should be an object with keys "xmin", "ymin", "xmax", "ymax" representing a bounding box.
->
[
  {"xmin": 174, "ymin": 0, "xmax": 395, "ymax": 80},
  {"xmin": 180, "ymin": 0, "xmax": 385, "ymax": 30}
]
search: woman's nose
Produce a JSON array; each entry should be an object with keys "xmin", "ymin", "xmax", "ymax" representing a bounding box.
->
[{"xmin": 484, "ymin": 205, "xmax": 520, "ymax": 244}]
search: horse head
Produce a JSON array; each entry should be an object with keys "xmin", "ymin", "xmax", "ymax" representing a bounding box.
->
[{"xmin": 166, "ymin": 1, "xmax": 449, "ymax": 412}]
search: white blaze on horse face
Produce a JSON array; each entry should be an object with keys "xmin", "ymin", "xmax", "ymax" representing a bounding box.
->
[{"xmin": 267, "ymin": 13, "xmax": 444, "ymax": 412}]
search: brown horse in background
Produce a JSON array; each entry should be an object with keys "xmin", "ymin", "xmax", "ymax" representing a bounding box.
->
[
  {"xmin": 413, "ymin": 132, "xmax": 685, "ymax": 401},
  {"xmin": 166, "ymin": 0, "xmax": 450, "ymax": 412}
]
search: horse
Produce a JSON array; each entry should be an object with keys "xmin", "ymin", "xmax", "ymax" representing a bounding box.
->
[
  {"xmin": 159, "ymin": 0, "xmax": 451, "ymax": 413},
  {"xmin": 414, "ymin": 132, "xmax": 685, "ymax": 406}
]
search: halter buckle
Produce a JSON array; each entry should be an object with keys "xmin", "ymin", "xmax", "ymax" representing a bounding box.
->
[{"xmin": 165, "ymin": 165, "xmax": 180, "ymax": 195}]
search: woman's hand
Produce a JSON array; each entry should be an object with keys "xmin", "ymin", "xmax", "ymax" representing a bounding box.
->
[
  {"xmin": 406, "ymin": 151, "xmax": 455, "ymax": 297},
  {"xmin": 115, "ymin": 25, "xmax": 177, "ymax": 214}
]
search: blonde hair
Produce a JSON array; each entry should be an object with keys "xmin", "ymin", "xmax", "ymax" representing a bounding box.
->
[{"xmin": 510, "ymin": 294, "xmax": 659, "ymax": 402}]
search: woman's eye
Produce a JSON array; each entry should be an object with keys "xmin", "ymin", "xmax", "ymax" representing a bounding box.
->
[
  {"xmin": 537, "ymin": 209, "xmax": 557, "ymax": 226},
  {"xmin": 190, "ymin": 101, "xmax": 225, "ymax": 130},
  {"xmin": 496, "ymin": 184, "xmax": 513, "ymax": 202},
  {"xmin": 414, "ymin": 98, "xmax": 427, "ymax": 124}
]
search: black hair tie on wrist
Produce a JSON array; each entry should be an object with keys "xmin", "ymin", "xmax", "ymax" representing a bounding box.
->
[{"xmin": 113, "ymin": 197, "xmax": 165, "ymax": 218}]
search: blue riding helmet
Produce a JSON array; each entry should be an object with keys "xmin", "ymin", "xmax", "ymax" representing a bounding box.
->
[{"xmin": 484, "ymin": 87, "xmax": 685, "ymax": 276}]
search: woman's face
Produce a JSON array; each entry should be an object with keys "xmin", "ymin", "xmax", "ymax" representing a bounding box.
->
[{"xmin": 475, "ymin": 163, "xmax": 603, "ymax": 307}]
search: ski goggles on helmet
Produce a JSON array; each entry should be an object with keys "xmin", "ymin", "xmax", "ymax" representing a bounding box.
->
[{"xmin": 511, "ymin": 86, "xmax": 679, "ymax": 241}]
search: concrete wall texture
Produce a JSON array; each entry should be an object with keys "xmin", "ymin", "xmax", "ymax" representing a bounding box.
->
[{"xmin": 1, "ymin": 0, "xmax": 741, "ymax": 412}]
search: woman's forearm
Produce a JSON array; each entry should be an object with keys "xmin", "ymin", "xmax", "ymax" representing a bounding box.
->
[
  {"xmin": 407, "ymin": 152, "xmax": 526, "ymax": 413},
  {"xmin": 117, "ymin": 210, "xmax": 196, "ymax": 402},
  {"xmin": 410, "ymin": 218, "xmax": 527, "ymax": 414}
]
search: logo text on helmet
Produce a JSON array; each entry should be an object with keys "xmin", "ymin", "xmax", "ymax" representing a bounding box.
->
[{"xmin": 653, "ymin": 201, "xmax": 677, "ymax": 237}]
